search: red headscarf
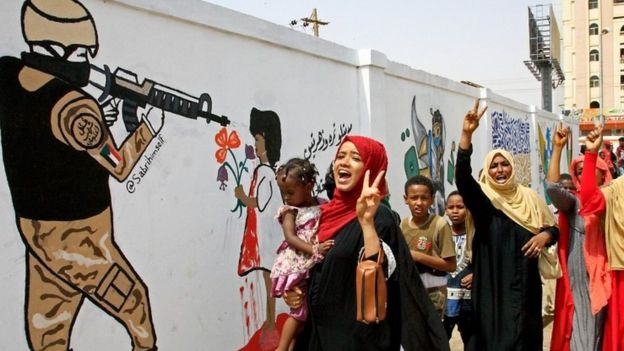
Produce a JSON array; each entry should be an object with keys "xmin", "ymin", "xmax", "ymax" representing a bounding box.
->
[
  {"xmin": 569, "ymin": 154, "xmax": 612, "ymax": 191},
  {"xmin": 317, "ymin": 135, "xmax": 388, "ymax": 242}
]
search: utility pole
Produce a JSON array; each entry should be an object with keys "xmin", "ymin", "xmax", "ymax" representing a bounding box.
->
[
  {"xmin": 299, "ymin": 8, "xmax": 329, "ymax": 37},
  {"xmin": 599, "ymin": 27, "xmax": 610, "ymax": 124}
]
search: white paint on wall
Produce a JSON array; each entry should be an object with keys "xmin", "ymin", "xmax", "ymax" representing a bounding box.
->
[{"xmin": 0, "ymin": 0, "xmax": 577, "ymax": 350}]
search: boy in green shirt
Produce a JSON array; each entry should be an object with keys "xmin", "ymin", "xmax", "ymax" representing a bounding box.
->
[{"xmin": 401, "ymin": 175, "xmax": 456, "ymax": 318}]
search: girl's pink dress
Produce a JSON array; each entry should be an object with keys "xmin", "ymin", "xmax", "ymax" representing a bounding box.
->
[{"xmin": 270, "ymin": 202, "xmax": 323, "ymax": 321}]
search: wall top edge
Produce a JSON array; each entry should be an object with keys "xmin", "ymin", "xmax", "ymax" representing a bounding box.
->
[{"xmin": 110, "ymin": 0, "xmax": 361, "ymax": 66}]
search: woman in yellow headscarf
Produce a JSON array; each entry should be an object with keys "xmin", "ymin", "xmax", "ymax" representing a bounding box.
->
[{"xmin": 455, "ymin": 99, "xmax": 559, "ymax": 351}]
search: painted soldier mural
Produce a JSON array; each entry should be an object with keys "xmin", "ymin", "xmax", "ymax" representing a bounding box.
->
[{"xmin": 0, "ymin": 1, "xmax": 162, "ymax": 350}]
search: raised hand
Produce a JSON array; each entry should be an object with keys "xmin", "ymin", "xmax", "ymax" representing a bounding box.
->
[
  {"xmin": 553, "ymin": 123, "xmax": 570, "ymax": 149},
  {"xmin": 356, "ymin": 170, "xmax": 385, "ymax": 224},
  {"xmin": 585, "ymin": 125, "xmax": 604, "ymax": 153},
  {"xmin": 463, "ymin": 98, "xmax": 488, "ymax": 135},
  {"xmin": 460, "ymin": 98, "xmax": 488, "ymax": 150}
]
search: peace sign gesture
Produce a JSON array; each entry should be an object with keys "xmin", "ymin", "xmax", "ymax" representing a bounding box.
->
[
  {"xmin": 463, "ymin": 98, "xmax": 488, "ymax": 135},
  {"xmin": 356, "ymin": 169, "xmax": 386, "ymax": 224}
]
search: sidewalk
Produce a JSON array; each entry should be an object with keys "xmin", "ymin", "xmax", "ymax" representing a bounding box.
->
[{"xmin": 448, "ymin": 314, "xmax": 554, "ymax": 350}]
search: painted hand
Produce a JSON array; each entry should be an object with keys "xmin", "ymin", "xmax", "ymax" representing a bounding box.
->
[
  {"xmin": 141, "ymin": 104, "xmax": 165, "ymax": 135},
  {"xmin": 101, "ymin": 97, "xmax": 120, "ymax": 126}
]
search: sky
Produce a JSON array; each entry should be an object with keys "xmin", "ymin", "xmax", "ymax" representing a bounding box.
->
[{"xmin": 203, "ymin": 0, "xmax": 564, "ymax": 110}]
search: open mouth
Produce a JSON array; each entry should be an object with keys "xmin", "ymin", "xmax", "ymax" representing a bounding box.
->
[
  {"xmin": 336, "ymin": 169, "xmax": 352, "ymax": 183},
  {"xmin": 495, "ymin": 175, "xmax": 507, "ymax": 183},
  {"xmin": 412, "ymin": 206, "xmax": 425, "ymax": 215}
]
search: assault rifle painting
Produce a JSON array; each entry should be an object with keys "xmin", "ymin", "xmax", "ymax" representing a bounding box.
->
[
  {"xmin": 89, "ymin": 64, "xmax": 230, "ymax": 132},
  {"xmin": 0, "ymin": 0, "xmax": 227, "ymax": 350}
]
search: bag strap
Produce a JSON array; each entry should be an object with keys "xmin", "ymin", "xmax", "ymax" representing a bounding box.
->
[{"xmin": 359, "ymin": 243, "xmax": 384, "ymax": 264}]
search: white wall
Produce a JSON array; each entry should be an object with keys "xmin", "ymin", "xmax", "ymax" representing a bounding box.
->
[{"xmin": 0, "ymin": 0, "xmax": 576, "ymax": 350}]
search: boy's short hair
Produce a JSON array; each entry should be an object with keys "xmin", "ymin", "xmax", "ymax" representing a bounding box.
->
[
  {"xmin": 404, "ymin": 175, "xmax": 434, "ymax": 196},
  {"xmin": 446, "ymin": 190, "xmax": 461, "ymax": 202},
  {"xmin": 559, "ymin": 173, "xmax": 573, "ymax": 182},
  {"xmin": 619, "ymin": 136, "xmax": 624, "ymax": 142}
]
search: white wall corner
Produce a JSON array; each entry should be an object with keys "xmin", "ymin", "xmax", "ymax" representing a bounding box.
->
[{"xmin": 356, "ymin": 49, "xmax": 388, "ymax": 69}]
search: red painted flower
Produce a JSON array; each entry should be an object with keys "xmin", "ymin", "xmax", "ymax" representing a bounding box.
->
[{"xmin": 215, "ymin": 128, "xmax": 241, "ymax": 163}]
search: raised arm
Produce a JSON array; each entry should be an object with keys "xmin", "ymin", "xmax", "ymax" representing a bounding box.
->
[
  {"xmin": 547, "ymin": 124, "xmax": 569, "ymax": 183},
  {"xmin": 580, "ymin": 126, "xmax": 606, "ymax": 215},
  {"xmin": 456, "ymin": 99, "xmax": 493, "ymax": 217},
  {"xmin": 546, "ymin": 125, "xmax": 576, "ymax": 212},
  {"xmin": 458, "ymin": 98, "xmax": 488, "ymax": 151}
]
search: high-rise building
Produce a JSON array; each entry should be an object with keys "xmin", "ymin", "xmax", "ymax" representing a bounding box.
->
[{"xmin": 562, "ymin": 0, "xmax": 624, "ymax": 137}]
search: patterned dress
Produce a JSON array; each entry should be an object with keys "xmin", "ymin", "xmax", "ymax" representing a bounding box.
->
[{"xmin": 270, "ymin": 202, "xmax": 323, "ymax": 321}]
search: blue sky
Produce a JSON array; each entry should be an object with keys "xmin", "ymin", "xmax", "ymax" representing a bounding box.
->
[{"xmin": 204, "ymin": 0, "xmax": 563, "ymax": 109}]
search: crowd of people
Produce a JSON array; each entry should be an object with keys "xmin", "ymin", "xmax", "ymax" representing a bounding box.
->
[{"xmin": 264, "ymin": 99, "xmax": 623, "ymax": 351}]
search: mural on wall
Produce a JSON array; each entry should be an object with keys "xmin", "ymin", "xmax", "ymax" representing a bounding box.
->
[
  {"xmin": 232, "ymin": 108, "xmax": 285, "ymax": 350},
  {"xmin": 490, "ymin": 110, "xmax": 532, "ymax": 186},
  {"xmin": 0, "ymin": 1, "xmax": 228, "ymax": 350},
  {"xmin": 302, "ymin": 122, "xmax": 352, "ymax": 196},
  {"xmin": 447, "ymin": 141, "xmax": 456, "ymax": 185},
  {"xmin": 402, "ymin": 96, "xmax": 446, "ymax": 215},
  {"xmin": 536, "ymin": 121, "xmax": 574, "ymax": 202}
]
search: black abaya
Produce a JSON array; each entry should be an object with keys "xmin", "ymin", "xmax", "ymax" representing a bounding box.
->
[
  {"xmin": 294, "ymin": 205, "xmax": 449, "ymax": 351},
  {"xmin": 455, "ymin": 147, "xmax": 558, "ymax": 351}
]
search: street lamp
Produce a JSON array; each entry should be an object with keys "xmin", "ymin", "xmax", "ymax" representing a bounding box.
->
[{"xmin": 599, "ymin": 27, "xmax": 610, "ymax": 125}]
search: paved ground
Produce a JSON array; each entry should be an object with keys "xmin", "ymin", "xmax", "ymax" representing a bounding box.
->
[{"xmin": 448, "ymin": 289, "xmax": 555, "ymax": 351}]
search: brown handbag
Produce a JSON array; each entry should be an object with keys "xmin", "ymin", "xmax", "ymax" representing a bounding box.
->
[{"xmin": 355, "ymin": 247, "xmax": 387, "ymax": 324}]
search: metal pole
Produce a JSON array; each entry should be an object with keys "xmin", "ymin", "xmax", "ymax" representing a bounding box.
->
[
  {"xmin": 599, "ymin": 28, "xmax": 610, "ymax": 124},
  {"xmin": 599, "ymin": 28, "xmax": 604, "ymax": 120},
  {"xmin": 540, "ymin": 63, "xmax": 553, "ymax": 112}
]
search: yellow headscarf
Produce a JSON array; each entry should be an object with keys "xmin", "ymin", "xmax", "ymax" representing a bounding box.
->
[
  {"xmin": 479, "ymin": 149, "xmax": 557, "ymax": 234},
  {"xmin": 603, "ymin": 178, "xmax": 624, "ymax": 269}
]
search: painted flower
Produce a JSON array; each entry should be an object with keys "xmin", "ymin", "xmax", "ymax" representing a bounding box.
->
[
  {"xmin": 215, "ymin": 127, "xmax": 241, "ymax": 164},
  {"xmin": 245, "ymin": 144, "xmax": 256, "ymax": 160},
  {"xmin": 213, "ymin": 128, "xmax": 252, "ymax": 217},
  {"xmin": 217, "ymin": 165, "xmax": 228, "ymax": 190}
]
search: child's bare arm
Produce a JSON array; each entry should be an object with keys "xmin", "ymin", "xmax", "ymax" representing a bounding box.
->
[
  {"xmin": 281, "ymin": 210, "xmax": 314, "ymax": 255},
  {"xmin": 410, "ymin": 251, "xmax": 457, "ymax": 272}
]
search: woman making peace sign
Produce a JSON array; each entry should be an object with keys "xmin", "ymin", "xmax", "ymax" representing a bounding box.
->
[
  {"xmin": 287, "ymin": 135, "xmax": 448, "ymax": 350},
  {"xmin": 455, "ymin": 100, "xmax": 559, "ymax": 351}
]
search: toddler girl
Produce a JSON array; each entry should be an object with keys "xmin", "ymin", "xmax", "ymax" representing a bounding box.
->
[{"xmin": 270, "ymin": 158, "xmax": 333, "ymax": 351}]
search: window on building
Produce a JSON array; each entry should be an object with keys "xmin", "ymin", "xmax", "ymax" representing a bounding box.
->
[
  {"xmin": 621, "ymin": 75, "xmax": 624, "ymax": 90},
  {"xmin": 621, "ymin": 25, "xmax": 624, "ymax": 34},
  {"xmin": 590, "ymin": 100, "xmax": 600, "ymax": 108},
  {"xmin": 615, "ymin": 0, "xmax": 624, "ymax": 4},
  {"xmin": 590, "ymin": 49, "xmax": 600, "ymax": 61},
  {"xmin": 590, "ymin": 23, "xmax": 599, "ymax": 35},
  {"xmin": 589, "ymin": 0, "xmax": 598, "ymax": 9},
  {"xmin": 590, "ymin": 75, "xmax": 600, "ymax": 87}
]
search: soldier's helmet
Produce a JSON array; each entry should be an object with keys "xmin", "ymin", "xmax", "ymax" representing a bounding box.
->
[{"xmin": 21, "ymin": 0, "xmax": 99, "ymax": 57}]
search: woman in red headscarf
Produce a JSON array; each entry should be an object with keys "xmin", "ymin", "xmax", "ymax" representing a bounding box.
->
[
  {"xmin": 286, "ymin": 135, "xmax": 449, "ymax": 351},
  {"xmin": 547, "ymin": 126, "xmax": 611, "ymax": 351},
  {"xmin": 578, "ymin": 126, "xmax": 624, "ymax": 351}
]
